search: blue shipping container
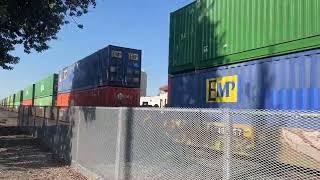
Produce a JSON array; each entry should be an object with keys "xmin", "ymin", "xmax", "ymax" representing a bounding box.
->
[
  {"xmin": 124, "ymin": 47, "xmax": 142, "ymax": 88},
  {"xmin": 58, "ymin": 45, "xmax": 142, "ymax": 92},
  {"xmin": 169, "ymin": 49, "xmax": 320, "ymax": 110}
]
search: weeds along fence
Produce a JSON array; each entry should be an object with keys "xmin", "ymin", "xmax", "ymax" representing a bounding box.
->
[{"xmin": 17, "ymin": 106, "xmax": 320, "ymax": 180}]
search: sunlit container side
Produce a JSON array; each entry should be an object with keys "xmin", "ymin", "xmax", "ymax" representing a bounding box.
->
[
  {"xmin": 23, "ymin": 85, "xmax": 35, "ymax": 100},
  {"xmin": 23, "ymin": 84, "xmax": 35, "ymax": 106},
  {"xmin": 8, "ymin": 95, "xmax": 15, "ymax": 107},
  {"xmin": 34, "ymin": 96, "xmax": 56, "ymax": 106},
  {"xmin": 34, "ymin": 74, "xmax": 58, "ymax": 98},
  {"xmin": 6, "ymin": 97, "xmax": 10, "ymax": 107},
  {"xmin": 170, "ymin": 49, "xmax": 320, "ymax": 110},
  {"xmin": 169, "ymin": 0, "xmax": 320, "ymax": 74},
  {"xmin": 14, "ymin": 90, "xmax": 23, "ymax": 107}
]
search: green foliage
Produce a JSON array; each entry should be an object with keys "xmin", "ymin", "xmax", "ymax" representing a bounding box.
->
[{"xmin": 0, "ymin": 0, "xmax": 96, "ymax": 70}]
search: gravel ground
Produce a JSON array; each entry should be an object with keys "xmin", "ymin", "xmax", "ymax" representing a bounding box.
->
[
  {"xmin": 0, "ymin": 110, "xmax": 18, "ymax": 127},
  {"xmin": 0, "ymin": 135, "xmax": 87, "ymax": 180}
]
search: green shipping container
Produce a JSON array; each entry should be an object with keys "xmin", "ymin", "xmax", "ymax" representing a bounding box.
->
[
  {"xmin": 9, "ymin": 95, "xmax": 14, "ymax": 106},
  {"xmin": 14, "ymin": 91, "xmax": 22, "ymax": 107},
  {"xmin": 34, "ymin": 74, "xmax": 58, "ymax": 98},
  {"xmin": 6, "ymin": 97, "xmax": 10, "ymax": 106},
  {"xmin": 23, "ymin": 84, "xmax": 35, "ymax": 100},
  {"xmin": 34, "ymin": 96, "xmax": 55, "ymax": 106},
  {"xmin": 14, "ymin": 91, "xmax": 23, "ymax": 102},
  {"xmin": 169, "ymin": 0, "xmax": 320, "ymax": 74}
]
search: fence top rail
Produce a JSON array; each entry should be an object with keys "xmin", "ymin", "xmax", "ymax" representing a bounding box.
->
[{"xmin": 18, "ymin": 106, "xmax": 320, "ymax": 118}]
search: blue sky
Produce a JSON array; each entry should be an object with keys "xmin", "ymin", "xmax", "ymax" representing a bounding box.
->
[{"xmin": 0, "ymin": 0, "xmax": 193, "ymax": 99}]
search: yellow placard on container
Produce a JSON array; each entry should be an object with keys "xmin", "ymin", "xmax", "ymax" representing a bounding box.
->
[{"xmin": 207, "ymin": 75, "xmax": 238, "ymax": 103}]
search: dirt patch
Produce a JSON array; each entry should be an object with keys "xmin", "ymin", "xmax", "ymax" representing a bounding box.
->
[{"xmin": 0, "ymin": 135, "xmax": 87, "ymax": 180}]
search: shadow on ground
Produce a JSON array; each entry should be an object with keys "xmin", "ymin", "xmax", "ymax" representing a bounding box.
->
[{"xmin": 0, "ymin": 135, "xmax": 67, "ymax": 171}]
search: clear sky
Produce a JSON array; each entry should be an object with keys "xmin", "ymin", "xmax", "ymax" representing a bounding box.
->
[{"xmin": 0, "ymin": 0, "xmax": 193, "ymax": 99}]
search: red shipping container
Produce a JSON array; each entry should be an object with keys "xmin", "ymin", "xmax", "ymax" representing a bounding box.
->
[
  {"xmin": 73, "ymin": 88, "xmax": 99, "ymax": 106},
  {"xmin": 57, "ymin": 86, "xmax": 140, "ymax": 107},
  {"xmin": 22, "ymin": 99, "xmax": 33, "ymax": 106},
  {"xmin": 97, "ymin": 86, "xmax": 140, "ymax": 107},
  {"xmin": 56, "ymin": 92, "xmax": 72, "ymax": 107}
]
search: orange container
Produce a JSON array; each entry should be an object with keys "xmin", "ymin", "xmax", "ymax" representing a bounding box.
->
[
  {"xmin": 22, "ymin": 99, "xmax": 33, "ymax": 106},
  {"xmin": 56, "ymin": 92, "xmax": 72, "ymax": 107}
]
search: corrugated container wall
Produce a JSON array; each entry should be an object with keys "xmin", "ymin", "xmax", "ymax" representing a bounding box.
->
[
  {"xmin": 23, "ymin": 84, "xmax": 35, "ymax": 100},
  {"xmin": 6, "ymin": 97, "xmax": 10, "ymax": 106},
  {"xmin": 22, "ymin": 99, "xmax": 33, "ymax": 106},
  {"xmin": 34, "ymin": 96, "xmax": 55, "ymax": 106},
  {"xmin": 58, "ymin": 45, "xmax": 141, "ymax": 92},
  {"xmin": 14, "ymin": 91, "xmax": 23, "ymax": 106},
  {"xmin": 169, "ymin": 49, "xmax": 320, "ymax": 110},
  {"xmin": 57, "ymin": 86, "xmax": 140, "ymax": 107},
  {"xmin": 34, "ymin": 74, "xmax": 58, "ymax": 98},
  {"xmin": 9, "ymin": 94, "xmax": 15, "ymax": 107},
  {"xmin": 169, "ymin": 0, "xmax": 320, "ymax": 74}
]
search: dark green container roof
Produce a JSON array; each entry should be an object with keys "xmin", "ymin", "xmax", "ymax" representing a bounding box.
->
[
  {"xmin": 169, "ymin": 0, "xmax": 320, "ymax": 74},
  {"xmin": 34, "ymin": 74, "xmax": 58, "ymax": 98}
]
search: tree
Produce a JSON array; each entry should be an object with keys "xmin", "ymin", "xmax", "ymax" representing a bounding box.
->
[{"xmin": 0, "ymin": 0, "xmax": 96, "ymax": 70}]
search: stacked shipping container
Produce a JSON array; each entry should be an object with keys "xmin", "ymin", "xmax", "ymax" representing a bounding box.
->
[
  {"xmin": 14, "ymin": 91, "xmax": 23, "ymax": 108},
  {"xmin": 1, "ymin": 98, "xmax": 5, "ymax": 107},
  {"xmin": 34, "ymin": 74, "xmax": 58, "ymax": 106},
  {"xmin": 8, "ymin": 94, "xmax": 14, "ymax": 108},
  {"xmin": 22, "ymin": 85, "xmax": 35, "ymax": 106},
  {"xmin": 169, "ymin": 0, "xmax": 320, "ymax": 74},
  {"xmin": 6, "ymin": 97, "xmax": 10, "ymax": 107},
  {"xmin": 2, "ymin": 45, "xmax": 141, "ymax": 108},
  {"xmin": 168, "ymin": 0, "xmax": 320, "ymax": 172},
  {"xmin": 169, "ymin": 0, "xmax": 320, "ymax": 109},
  {"xmin": 57, "ymin": 45, "xmax": 141, "ymax": 107},
  {"xmin": 170, "ymin": 49, "xmax": 320, "ymax": 109}
]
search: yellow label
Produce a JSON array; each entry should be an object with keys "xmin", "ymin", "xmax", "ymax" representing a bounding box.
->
[{"xmin": 206, "ymin": 75, "xmax": 238, "ymax": 103}]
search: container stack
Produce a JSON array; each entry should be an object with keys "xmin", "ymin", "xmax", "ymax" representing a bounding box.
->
[
  {"xmin": 1, "ymin": 98, "xmax": 5, "ymax": 107},
  {"xmin": 22, "ymin": 84, "xmax": 35, "ymax": 106},
  {"xmin": 8, "ymin": 94, "xmax": 14, "ymax": 108},
  {"xmin": 6, "ymin": 97, "xmax": 10, "ymax": 108},
  {"xmin": 168, "ymin": 0, "xmax": 320, "ymax": 110},
  {"xmin": 56, "ymin": 45, "xmax": 141, "ymax": 107},
  {"xmin": 34, "ymin": 74, "xmax": 58, "ymax": 106},
  {"xmin": 14, "ymin": 91, "xmax": 23, "ymax": 108}
]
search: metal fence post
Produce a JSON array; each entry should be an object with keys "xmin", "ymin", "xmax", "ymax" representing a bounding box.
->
[
  {"xmin": 56, "ymin": 107, "xmax": 60, "ymax": 125},
  {"xmin": 223, "ymin": 109, "xmax": 233, "ymax": 180},
  {"xmin": 32, "ymin": 107, "xmax": 35, "ymax": 128},
  {"xmin": 43, "ymin": 106, "xmax": 47, "ymax": 127},
  {"xmin": 17, "ymin": 106, "xmax": 20, "ymax": 126},
  {"xmin": 34, "ymin": 107, "xmax": 36, "ymax": 127},
  {"xmin": 27, "ymin": 106, "xmax": 30, "ymax": 128},
  {"xmin": 21, "ymin": 106, "xmax": 25, "ymax": 127},
  {"xmin": 115, "ymin": 107, "xmax": 125, "ymax": 180}
]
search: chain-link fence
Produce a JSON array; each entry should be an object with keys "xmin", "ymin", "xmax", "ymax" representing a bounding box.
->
[{"xmin": 18, "ymin": 106, "xmax": 320, "ymax": 179}]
